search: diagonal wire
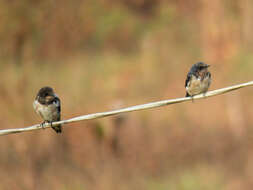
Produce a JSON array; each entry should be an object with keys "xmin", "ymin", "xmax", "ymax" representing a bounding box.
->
[{"xmin": 1, "ymin": 80, "xmax": 253, "ymax": 136}]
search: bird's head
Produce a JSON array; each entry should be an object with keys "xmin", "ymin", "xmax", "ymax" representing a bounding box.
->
[
  {"xmin": 36, "ymin": 86, "xmax": 56, "ymax": 104},
  {"xmin": 193, "ymin": 62, "xmax": 210, "ymax": 71}
]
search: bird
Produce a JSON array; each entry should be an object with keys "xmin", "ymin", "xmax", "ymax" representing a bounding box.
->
[
  {"xmin": 33, "ymin": 86, "xmax": 62, "ymax": 133},
  {"xmin": 185, "ymin": 62, "xmax": 211, "ymax": 97}
]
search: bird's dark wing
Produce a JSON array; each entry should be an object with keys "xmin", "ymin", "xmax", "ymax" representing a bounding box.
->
[
  {"xmin": 207, "ymin": 71, "xmax": 211, "ymax": 78},
  {"xmin": 53, "ymin": 96, "xmax": 61, "ymax": 113},
  {"xmin": 53, "ymin": 96, "xmax": 62, "ymax": 131},
  {"xmin": 185, "ymin": 72, "xmax": 192, "ymax": 87}
]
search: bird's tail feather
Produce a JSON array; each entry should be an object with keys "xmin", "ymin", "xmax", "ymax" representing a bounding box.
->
[{"xmin": 52, "ymin": 125, "xmax": 62, "ymax": 133}]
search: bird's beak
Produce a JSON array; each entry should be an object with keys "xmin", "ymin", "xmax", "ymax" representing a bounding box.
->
[{"xmin": 206, "ymin": 64, "xmax": 210, "ymax": 68}]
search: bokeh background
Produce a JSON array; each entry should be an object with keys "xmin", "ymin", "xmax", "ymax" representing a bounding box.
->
[{"xmin": 1, "ymin": 0, "xmax": 253, "ymax": 189}]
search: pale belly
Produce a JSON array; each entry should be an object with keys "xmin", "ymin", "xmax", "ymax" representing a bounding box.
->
[
  {"xmin": 186, "ymin": 76, "xmax": 211, "ymax": 96},
  {"xmin": 33, "ymin": 100, "xmax": 59, "ymax": 122}
]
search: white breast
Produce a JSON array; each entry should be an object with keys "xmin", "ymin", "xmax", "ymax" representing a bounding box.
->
[
  {"xmin": 186, "ymin": 75, "xmax": 211, "ymax": 96},
  {"xmin": 33, "ymin": 100, "xmax": 59, "ymax": 122}
]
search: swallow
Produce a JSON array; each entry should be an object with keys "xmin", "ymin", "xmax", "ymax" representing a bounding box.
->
[
  {"xmin": 33, "ymin": 86, "xmax": 62, "ymax": 133},
  {"xmin": 185, "ymin": 62, "xmax": 211, "ymax": 97}
]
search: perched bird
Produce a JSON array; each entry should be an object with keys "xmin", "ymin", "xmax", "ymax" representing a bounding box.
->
[
  {"xmin": 33, "ymin": 86, "xmax": 62, "ymax": 133},
  {"xmin": 185, "ymin": 62, "xmax": 211, "ymax": 97}
]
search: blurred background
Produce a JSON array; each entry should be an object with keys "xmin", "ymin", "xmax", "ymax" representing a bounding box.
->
[{"xmin": 1, "ymin": 0, "xmax": 253, "ymax": 189}]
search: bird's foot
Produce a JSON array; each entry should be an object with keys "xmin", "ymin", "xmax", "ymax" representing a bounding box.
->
[
  {"xmin": 191, "ymin": 96, "xmax": 194, "ymax": 103},
  {"xmin": 40, "ymin": 121, "xmax": 52, "ymax": 129},
  {"xmin": 203, "ymin": 92, "xmax": 207, "ymax": 98},
  {"xmin": 40, "ymin": 121, "xmax": 46, "ymax": 129}
]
